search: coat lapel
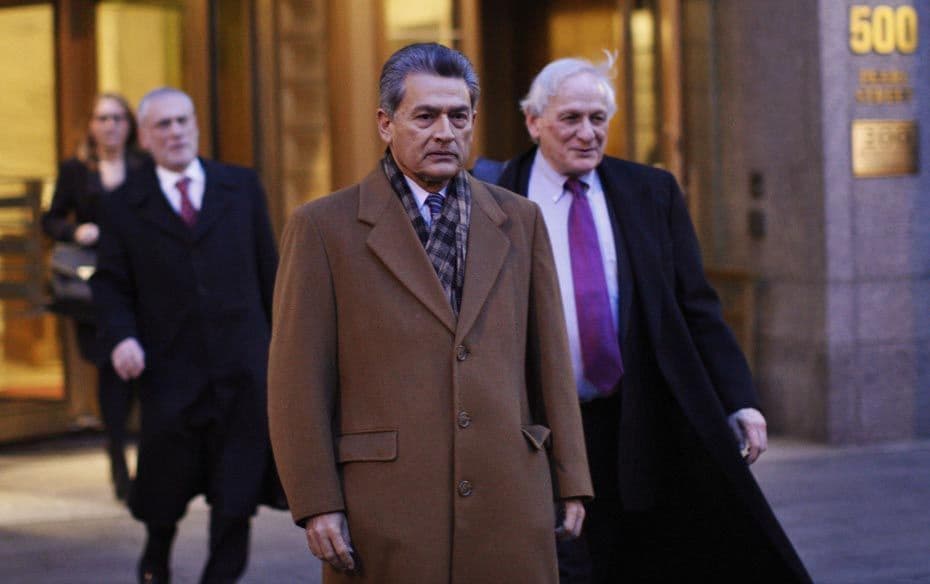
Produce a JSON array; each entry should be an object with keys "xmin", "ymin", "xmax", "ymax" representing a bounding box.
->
[
  {"xmin": 455, "ymin": 177, "xmax": 509, "ymax": 343},
  {"xmin": 597, "ymin": 160, "xmax": 644, "ymax": 343},
  {"xmin": 193, "ymin": 159, "xmax": 232, "ymax": 242},
  {"xmin": 597, "ymin": 160, "xmax": 665, "ymax": 342},
  {"xmin": 359, "ymin": 169, "xmax": 457, "ymax": 334},
  {"xmin": 503, "ymin": 148, "xmax": 641, "ymax": 345},
  {"xmin": 128, "ymin": 166, "xmax": 191, "ymax": 243}
]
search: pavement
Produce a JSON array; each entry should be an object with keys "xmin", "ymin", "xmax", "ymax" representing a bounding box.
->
[{"xmin": 1, "ymin": 433, "xmax": 929, "ymax": 583}]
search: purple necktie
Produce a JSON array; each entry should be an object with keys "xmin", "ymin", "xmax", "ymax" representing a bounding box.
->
[
  {"xmin": 176, "ymin": 177, "xmax": 197, "ymax": 228},
  {"xmin": 566, "ymin": 177, "xmax": 624, "ymax": 396}
]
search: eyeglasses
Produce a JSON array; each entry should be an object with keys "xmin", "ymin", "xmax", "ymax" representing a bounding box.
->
[{"xmin": 94, "ymin": 114, "xmax": 128, "ymax": 123}]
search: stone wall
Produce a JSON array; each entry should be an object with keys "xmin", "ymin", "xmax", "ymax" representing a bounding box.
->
[
  {"xmin": 711, "ymin": 0, "xmax": 928, "ymax": 443},
  {"xmin": 819, "ymin": 0, "xmax": 928, "ymax": 442},
  {"xmin": 715, "ymin": 0, "xmax": 828, "ymax": 439}
]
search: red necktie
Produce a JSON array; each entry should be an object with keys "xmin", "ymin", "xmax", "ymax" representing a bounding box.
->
[
  {"xmin": 566, "ymin": 177, "xmax": 624, "ymax": 396},
  {"xmin": 176, "ymin": 177, "xmax": 197, "ymax": 228}
]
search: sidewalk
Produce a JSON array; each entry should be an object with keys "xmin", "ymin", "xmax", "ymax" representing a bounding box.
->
[
  {"xmin": 1, "ymin": 434, "xmax": 928, "ymax": 583},
  {"xmin": 752, "ymin": 438, "xmax": 930, "ymax": 583},
  {"xmin": 0, "ymin": 434, "xmax": 317, "ymax": 584}
]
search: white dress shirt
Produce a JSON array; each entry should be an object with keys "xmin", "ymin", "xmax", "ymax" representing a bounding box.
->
[
  {"xmin": 528, "ymin": 151, "xmax": 620, "ymax": 401},
  {"xmin": 156, "ymin": 158, "xmax": 206, "ymax": 214},
  {"xmin": 403, "ymin": 175, "xmax": 448, "ymax": 228}
]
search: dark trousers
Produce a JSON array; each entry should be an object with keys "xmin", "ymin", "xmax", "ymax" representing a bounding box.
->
[
  {"xmin": 76, "ymin": 322, "xmax": 136, "ymax": 449},
  {"xmin": 77, "ymin": 322, "xmax": 135, "ymax": 498},
  {"xmin": 558, "ymin": 393, "xmax": 622, "ymax": 584},
  {"xmin": 142, "ymin": 511, "xmax": 250, "ymax": 583},
  {"xmin": 202, "ymin": 511, "xmax": 251, "ymax": 583},
  {"xmin": 98, "ymin": 362, "xmax": 135, "ymax": 448}
]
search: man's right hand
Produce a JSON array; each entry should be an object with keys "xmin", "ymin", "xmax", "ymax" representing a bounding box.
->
[
  {"xmin": 306, "ymin": 512, "xmax": 356, "ymax": 573},
  {"xmin": 74, "ymin": 222, "xmax": 100, "ymax": 246},
  {"xmin": 111, "ymin": 337, "xmax": 145, "ymax": 381}
]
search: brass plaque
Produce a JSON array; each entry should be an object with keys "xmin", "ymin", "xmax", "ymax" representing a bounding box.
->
[{"xmin": 851, "ymin": 120, "xmax": 919, "ymax": 178}]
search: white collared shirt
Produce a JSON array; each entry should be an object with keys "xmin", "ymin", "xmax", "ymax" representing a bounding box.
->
[
  {"xmin": 156, "ymin": 158, "xmax": 206, "ymax": 214},
  {"xmin": 403, "ymin": 175, "xmax": 448, "ymax": 228},
  {"xmin": 528, "ymin": 150, "xmax": 620, "ymax": 401}
]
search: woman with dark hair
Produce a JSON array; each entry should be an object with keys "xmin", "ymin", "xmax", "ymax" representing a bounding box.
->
[{"xmin": 43, "ymin": 93, "xmax": 146, "ymax": 501}]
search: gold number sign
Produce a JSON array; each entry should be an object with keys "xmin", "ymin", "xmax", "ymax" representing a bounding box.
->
[{"xmin": 850, "ymin": 5, "xmax": 918, "ymax": 55}]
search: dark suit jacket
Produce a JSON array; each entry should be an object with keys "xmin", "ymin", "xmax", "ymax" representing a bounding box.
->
[
  {"xmin": 91, "ymin": 157, "xmax": 279, "ymax": 518},
  {"xmin": 43, "ymin": 158, "xmax": 103, "ymax": 242},
  {"xmin": 43, "ymin": 154, "xmax": 150, "ymax": 240},
  {"xmin": 496, "ymin": 148, "xmax": 811, "ymax": 583}
]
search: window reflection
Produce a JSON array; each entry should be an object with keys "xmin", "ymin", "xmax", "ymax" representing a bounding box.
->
[
  {"xmin": 96, "ymin": 0, "xmax": 183, "ymax": 107},
  {"xmin": 0, "ymin": 4, "xmax": 63, "ymax": 404},
  {"xmin": 385, "ymin": 0, "xmax": 458, "ymax": 52}
]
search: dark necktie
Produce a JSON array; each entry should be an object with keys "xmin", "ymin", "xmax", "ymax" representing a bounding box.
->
[
  {"xmin": 425, "ymin": 192, "xmax": 444, "ymax": 227},
  {"xmin": 566, "ymin": 177, "xmax": 624, "ymax": 395},
  {"xmin": 176, "ymin": 177, "xmax": 197, "ymax": 228}
]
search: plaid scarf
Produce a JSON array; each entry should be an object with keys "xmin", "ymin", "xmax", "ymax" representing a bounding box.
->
[{"xmin": 381, "ymin": 151, "xmax": 470, "ymax": 315}]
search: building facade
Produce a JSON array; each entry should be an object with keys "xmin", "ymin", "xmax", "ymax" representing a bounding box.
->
[{"xmin": 0, "ymin": 0, "xmax": 926, "ymax": 444}]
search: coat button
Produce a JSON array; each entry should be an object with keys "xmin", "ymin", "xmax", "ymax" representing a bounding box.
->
[
  {"xmin": 457, "ymin": 480, "xmax": 473, "ymax": 497},
  {"xmin": 456, "ymin": 345, "xmax": 470, "ymax": 361},
  {"xmin": 457, "ymin": 410, "xmax": 472, "ymax": 429}
]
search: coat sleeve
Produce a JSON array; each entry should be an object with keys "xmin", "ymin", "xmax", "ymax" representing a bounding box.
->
[
  {"xmin": 267, "ymin": 206, "xmax": 344, "ymax": 525},
  {"xmin": 665, "ymin": 173, "xmax": 758, "ymax": 413},
  {"xmin": 525, "ymin": 204, "xmax": 594, "ymax": 501},
  {"xmin": 89, "ymin": 194, "xmax": 139, "ymax": 356},
  {"xmin": 42, "ymin": 160, "xmax": 81, "ymax": 242}
]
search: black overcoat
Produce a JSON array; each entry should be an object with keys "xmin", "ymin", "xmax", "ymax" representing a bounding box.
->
[
  {"xmin": 496, "ymin": 148, "xmax": 811, "ymax": 583},
  {"xmin": 91, "ymin": 158, "xmax": 279, "ymax": 520}
]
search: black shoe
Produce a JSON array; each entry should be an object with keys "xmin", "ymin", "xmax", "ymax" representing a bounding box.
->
[
  {"xmin": 139, "ymin": 523, "xmax": 176, "ymax": 584},
  {"xmin": 137, "ymin": 563, "xmax": 170, "ymax": 584}
]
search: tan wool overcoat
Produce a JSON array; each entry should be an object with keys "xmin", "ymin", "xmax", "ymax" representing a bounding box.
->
[{"xmin": 268, "ymin": 168, "xmax": 593, "ymax": 584}]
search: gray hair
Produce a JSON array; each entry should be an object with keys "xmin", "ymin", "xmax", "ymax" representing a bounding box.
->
[
  {"xmin": 379, "ymin": 43, "xmax": 480, "ymax": 116},
  {"xmin": 137, "ymin": 87, "xmax": 195, "ymax": 124},
  {"xmin": 520, "ymin": 56, "xmax": 617, "ymax": 118}
]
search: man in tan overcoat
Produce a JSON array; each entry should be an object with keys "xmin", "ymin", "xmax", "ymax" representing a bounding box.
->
[{"xmin": 268, "ymin": 43, "xmax": 593, "ymax": 583}]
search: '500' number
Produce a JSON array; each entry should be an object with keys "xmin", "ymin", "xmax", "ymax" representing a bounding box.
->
[{"xmin": 850, "ymin": 5, "xmax": 918, "ymax": 54}]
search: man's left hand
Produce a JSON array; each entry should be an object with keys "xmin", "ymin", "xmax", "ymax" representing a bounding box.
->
[
  {"xmin": 555, "ymin": 499, "xmax": 585, "ymax": 540},
  {"xmin": 728, "ymin": 407, "xmax": 768, "ymax": 464}
]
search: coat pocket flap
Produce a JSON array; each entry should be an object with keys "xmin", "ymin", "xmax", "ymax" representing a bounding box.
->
[
  {"xmin": 336, "ymin": 430, "xmax": 398, "ymax": 463},
  {"xmin": 521, "ymin": 425, "xmax": 551, "ymax": 450}
]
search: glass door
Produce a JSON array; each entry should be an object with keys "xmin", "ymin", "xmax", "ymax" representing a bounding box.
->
[
  {"xmin": 0, "ymin": 0, "xmax": 191, "ymax": 443},
  {"xmin": 0, "ymin": 2, "xmax": 68, "ymax": 441},
  {"xmin": 384, "ymin": 0, "xmax": 459, "ymax": 52},
  {"xmin": 96, "ymin": 0, "xmax": 184, "ymax": 108}
]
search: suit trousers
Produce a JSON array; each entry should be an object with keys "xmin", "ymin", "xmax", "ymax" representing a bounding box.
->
[
  {"xmin": 141, "ymin": 512, "xmax": 250, "ymax": 584},
  {"xmin": 201, "ymin": 510, "xmax": 251, "ymax": 583},
  {"xmin": 75, "ymin": 322, "xmax": 136, "ymax": 448},
  {"xmin": 97, "ymin": 362, "xmax": 136, "ymax": 448},
  {"xmin": 558, "ymin": 393, "xmax": 622, "ymax": 584}
]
